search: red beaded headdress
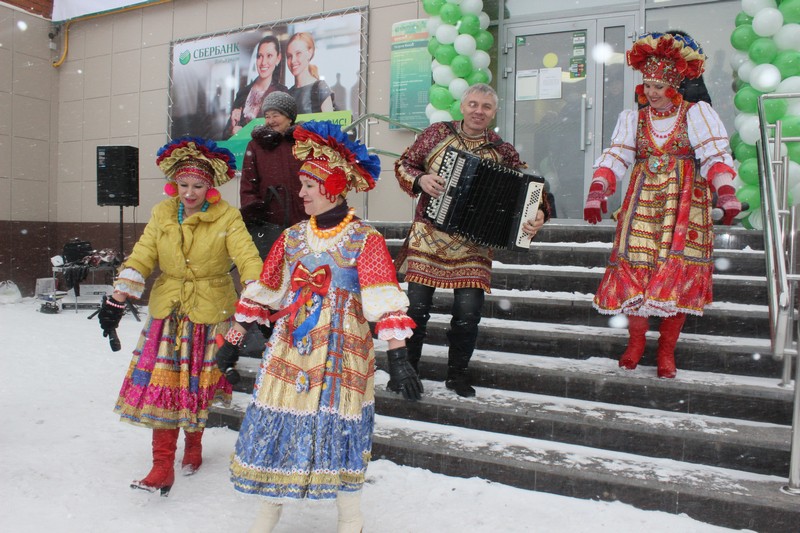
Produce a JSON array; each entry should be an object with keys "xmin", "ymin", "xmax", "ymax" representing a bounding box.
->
[{"xmin": 627, "ymin": 32, "xmax": 706, "ymax": 88}]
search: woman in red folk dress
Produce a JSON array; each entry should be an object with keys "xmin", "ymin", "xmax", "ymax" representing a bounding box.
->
[{"xmin": 583, "ymin": 32, "xmax": 742, "ymax": 379}]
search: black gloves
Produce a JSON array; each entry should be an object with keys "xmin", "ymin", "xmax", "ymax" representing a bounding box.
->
[
  {"xmin": 98, "ymin": 295, "xmax": 125, "ymax": 351},
  {"xmin": 215, "ymin": 336, "xmax": 241, "ymax": 385},
  {"xmin": 386, "ymin": 346, "xmax": 423, "ymax": 401}
]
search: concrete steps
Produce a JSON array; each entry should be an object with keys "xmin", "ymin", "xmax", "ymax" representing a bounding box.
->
[{"xmin": 209, "ymin": 221, "xmax": 800, "ymax": 531}]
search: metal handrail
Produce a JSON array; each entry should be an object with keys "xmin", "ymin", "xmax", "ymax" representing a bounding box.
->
[{"xmin": 756, "ymin": 92, "xmax": 800, "ymax": 495}]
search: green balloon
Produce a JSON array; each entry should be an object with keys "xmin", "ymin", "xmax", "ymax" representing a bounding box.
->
[
  {"xmin": 450, "ymin": 54, "xmax": 474, "ymax": 78},
  {"xmin": 729, "ymin": 132, "xmax": 742, "ymax": 152},
  {"xmin": 430, "ymin": 84, "xmax": 454, "ymax": 110},
  {"xmin": 764, "ymin": 98, "xmax": 788, "ymax": 123},
  {"xmin": 459, "ymin": 14, "xmax": 481, "ymax": 36},
  {"xmin": 475, "ymin": 30, "xmax": 494, "ymax": 51},
  {"xmin": 773, "ymin": 50, "xmax": 800, "ymax": 79},
  {"xmin": 782, "ymin": 115, "xmax": 800, "ymax": 137},
  {"xmin": 734, "ymin": 142, "xmax": 758, "ymax": 162},
  {"xmin": 734, "ymin": 86, "xmax": 762, "ymax": 113},
  {"xmin": 466, "ymin": 69, "xmax": 490, "ymax": 85},
  {"xmin": 748, "ymin": 37, "xmax": 778, "ymax": 65},
  {"xmin": 427, "ymin": 37, "xmax": 440, "ymax": 57},
  {"xmin": 730, "ymin": 24, "xmax": 757, "ymax": 52},
  {"xmin": 439, "ymin": 3, "xmax": 462, "ymax": 25},
  {"xmin": 422, "ymin": 0, "xmax": 446, "ymax": 16},
  {"xmin": 735, "ymin": 11, "xmax": 754, "ymax": 26},
  {"xmin": 780, "ymin": 0, "xmax": 800, "ymax": 24},
  {"xmin": 434, "ymin": 44, "xmax": 457, "ymax": 65},
  {"xmin": 737, "ymin": 157, "xmax": 759, "ymax": 186},
  {"xmin": 450, "ymin": 100, "xmax": 464, "ymax": 121},
  {"xmin": 736, "ymin": 184, "xmax": 761, "ymax": 211},
  {"xmin": 787, "ymin": 141, "xmax": 800, "ymax": 164}
]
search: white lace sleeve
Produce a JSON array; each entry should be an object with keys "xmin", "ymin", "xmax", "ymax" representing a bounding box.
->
[
  {"xmin": 686, "ymin": 101, "xmax": 734, "ymax": 178},
  {"xmin": 593, "ymin": 109, "xmax": 638, "ymax": 179}
]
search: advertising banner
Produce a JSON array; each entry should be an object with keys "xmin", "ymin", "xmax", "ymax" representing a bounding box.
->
[
  {"xmin": 389, "ymin": 19, "xmax": 431, "ymax": 130},
  {"xmin": 169, "ymin": 10, "xmax": 364, "ymax": 166}
]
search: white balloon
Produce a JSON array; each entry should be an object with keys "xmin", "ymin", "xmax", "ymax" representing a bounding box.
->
[
  {"xmin": 729, "ymin": 50, "xmax": 749, "ymax": 72},
  {"xmin": 786, "ymin": 99, "xmax": 800, "ymax": 117},
  {"xmin": 737, "ymin": 59, "xmax": 756, "ymax": 83},
  {"xmin": 742, "ymin": 0, "xmax": 777, "ymax": 17},
  {"xmin": 752, "ymin": 7, "xmax": 784, "ymax": 37},
  {"xmin": 739, "ymin": 115, "xmax": 762, "ymax": 145},
  {"xmin": 427, "ymin": 16, "xmax": 442, "ymax": 37},
  {"xmin": 425, "ymin": 103, "xmax": 436, "ymax": 119},
  {"xmin": 436, "ymin": 24, "xmax": 458, "ymax": 45},
  {"xmin": 766, "ymin": 141, "xmax": 789, "ymax": 158},
  {"xmin": 774, "ymin": 23, "xmax": 800, "ymax": 51},
  {"xmin": 449, "ymin": 78, "xmax": 470, "ymax": 100},
  {"xmin": 433, "ymin": 64, "xmax": 456, "ymax": 86},
  {"xmin": 735, "ymin": 112, "xmax": 757, "ymax": 131},
  {"xmin": 471, "ymin": 49, "xmax": 491, "ymax": 70},
  {"xmin": 454, "ymin": 34, "xmax": 477, "ymax": 56},
  {"xmin": 481, "ymin": 67, "xmax": 493, "ymax": 82},
  {"xmin": 750, "ymin": 63, "xmax": 782, "ymax": 92},
  {"xmin": 430, "ymin": 110, "xmax": 454, "ymax": 123},
  {"xmin": 747, "ymin": 208, "xmax": 763, "ymax": 230},
  {"xmin": 478, "ymin": 12, "xmax": 490, "ymax": 30},
  {"xmin": 788, "ymin": 161, "xmax": 800, "ymax": 189},
  {"xmin": 431, "ymin": 59, "xmax": 442, "ymax": 70},
  {"xmin": 460, "ymin": 0, "xmax": 483, "ymax": 15},
  {"xmin": 777, "ymin": 76, "xmax": 800, "ymax": 93}
]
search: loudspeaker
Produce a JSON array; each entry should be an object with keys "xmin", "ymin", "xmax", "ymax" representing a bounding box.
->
[{"xmin": 97, "ymin": 145, "xmax": 139, "ymax": 206}]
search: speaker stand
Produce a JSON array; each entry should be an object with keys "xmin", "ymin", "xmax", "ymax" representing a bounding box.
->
[{"xmin": 117, "ymin": 205, "xmax": 141, "ymax": 322}]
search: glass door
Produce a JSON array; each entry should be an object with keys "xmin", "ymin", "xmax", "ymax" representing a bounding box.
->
[{"xmin": 500, "ymin": 15, "xmax": 636, "ymax": 220}]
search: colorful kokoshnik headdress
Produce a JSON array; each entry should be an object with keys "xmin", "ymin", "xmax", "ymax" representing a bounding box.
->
[
  {"xmin": 627, "ymin": 32, "xmax": 706, "ymax": 106},
  {"xmin": 292, "ymin": 120, "xmax": 381, "ymax": 202},
  {"xmin": 156, "ymin": 137, "xmax": 237, "ymax": 204}
]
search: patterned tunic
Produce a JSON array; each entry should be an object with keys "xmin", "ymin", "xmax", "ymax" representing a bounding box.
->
[
  {"xmin": 229, "ymin": 218, "xmax": 413, "ymax": 500},
  {"xmin": 394, "ymin": 121, "xmax": 528, "ymax": 293},
  {"xmin": 593, "ymin": 101, "xmax": 735, "ymax": 317}
]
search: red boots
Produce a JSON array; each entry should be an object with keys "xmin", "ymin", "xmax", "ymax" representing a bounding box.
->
[
  {"xmin": 181, "ymin": 429, "xmax": 203, "ymax": 476},
  {"xmin": 657, "ymin": 314, "xmax": 686, "ymax": 379},
  {"xmin": 618, "ymin": 316, "xmax": 649, "ymax": 370},
  {"xmin": 131, "ymin": 428, "xmax": 179, "ymax": 496}
]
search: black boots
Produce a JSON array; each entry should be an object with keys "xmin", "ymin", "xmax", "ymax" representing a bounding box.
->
[{"xmin": 445, "ymin": 367, "xmax": 475, "ymax": 397}]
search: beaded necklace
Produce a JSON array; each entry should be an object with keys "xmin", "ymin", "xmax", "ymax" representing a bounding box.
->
[
  {"xmin": 309, "ymin": 207, "xmax": 356, "ymax": 239},
  {"xmin": 178, "ymin": 201, "xmax": 209, "ymax": 224},
  {"xmin": 649, "ymin": 104, "xmax": 677, "ymax": 118},
  {"xmin": 647, "ymin": 103, "xmax": 682, "ymax": 140}
]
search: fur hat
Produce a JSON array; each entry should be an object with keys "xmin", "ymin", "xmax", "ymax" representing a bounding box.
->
[
  {"xmin": 292, "ymin": 121, "xmax": 380, "ymax": 200},
  {"xmin": 261, "ymin": 91, "xmax": 297, "ymax": 123}
]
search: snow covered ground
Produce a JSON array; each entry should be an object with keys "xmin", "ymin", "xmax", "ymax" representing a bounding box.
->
[{"xmin": 0, "ymin": 299, "xmax": 754, "ymax": 532}]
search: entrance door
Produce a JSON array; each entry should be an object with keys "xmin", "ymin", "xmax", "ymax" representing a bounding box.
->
[{"xmin": 501, "ymin": 15, "xmax": 637, "ymax": 220}]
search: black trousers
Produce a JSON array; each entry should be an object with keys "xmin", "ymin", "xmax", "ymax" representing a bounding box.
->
[{"xmin": 405, "ymin": 282, "xmax": 484, "ymax": 372}]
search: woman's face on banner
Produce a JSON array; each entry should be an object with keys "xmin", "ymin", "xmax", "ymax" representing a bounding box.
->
[
  {"xmin": 256, "ymin": 41, "xmax": 280, "ymax": 81},
  {"xmin": 286, "ymin": 39, "xmax": 312, "ymax": 78}
]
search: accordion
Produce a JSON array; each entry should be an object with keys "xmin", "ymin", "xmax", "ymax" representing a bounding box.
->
[{"xmin": 425, "ymin": 147, "xmax": 545, "ymax": 251}]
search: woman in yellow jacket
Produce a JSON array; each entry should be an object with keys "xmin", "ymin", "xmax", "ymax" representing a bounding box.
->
[{"xmin": 97, "ymin": 137, "xmax": 263, "ymax": 496}]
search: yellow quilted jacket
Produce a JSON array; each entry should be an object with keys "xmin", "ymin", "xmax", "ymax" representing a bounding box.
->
[{"xmin": 122, "ymin": 198, "xmax": 263, "ymax": 324}]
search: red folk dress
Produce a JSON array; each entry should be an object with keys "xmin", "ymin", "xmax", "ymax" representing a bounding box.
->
[{"xmin": 593, "ymin": 101, "xmax": 735, "ymax": 317}]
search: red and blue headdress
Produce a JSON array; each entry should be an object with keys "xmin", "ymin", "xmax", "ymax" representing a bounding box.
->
[
  {"xmin": 293, "ymin": 121, "xmax": 381, "ymax": 201},
  {"xmin": 627, "ymin": 32, "xmax": 706, "ymax": 88}
]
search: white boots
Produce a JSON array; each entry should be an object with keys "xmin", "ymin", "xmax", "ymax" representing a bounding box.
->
[{"xmin": 248, "ymin": 491, "xmax": 363, "ymax": 533}]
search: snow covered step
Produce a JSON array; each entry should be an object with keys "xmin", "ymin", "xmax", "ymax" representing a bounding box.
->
[
  {"xmin": 423, "ymin": 286, "xmax": 771, "ymax": 339},
  {"xmin": 488, "ymin": 263, "xmax": 768, "ymax": 305},
  {"xmin": 386, "ymin": 238, "xmax": 766, "ymax": 275},
  {"xmin": 414, "ymin": 313, "xmax": 782, "ymax": 378},
  {"xmin": 373, "ymin": 372, "xmax": 790, "ymax": 477},
  {"xmin": 370, "ymin": 414, "xmax": 798, "ymax": 533}
]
